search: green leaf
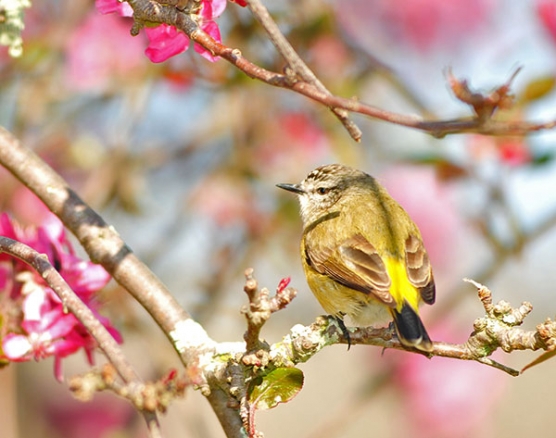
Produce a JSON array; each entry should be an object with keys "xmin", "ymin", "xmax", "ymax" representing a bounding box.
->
[
  {"xmin": 530, "ymin": 151, "xmax": 556, "ymax": 167},
  {"xmin": 249, "ymin": 368, "xmax": 304, "ymax": 410}
]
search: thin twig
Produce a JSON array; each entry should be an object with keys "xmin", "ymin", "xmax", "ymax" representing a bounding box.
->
[
  {"xmin": 242, "ymin": 268, "xmax": 297, "ymax": 353},
  {"xmin": 190, "ymin": 28, "xmax": 556, "ymax": 137},
  {"xmin": 245, "ymin": 0, "xmax": 362, "ymax": 141}
]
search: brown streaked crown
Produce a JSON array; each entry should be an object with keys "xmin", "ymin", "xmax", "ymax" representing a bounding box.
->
[{"xmin": 279, "ymin": 164, "xmax": 373, "ymax": 226}]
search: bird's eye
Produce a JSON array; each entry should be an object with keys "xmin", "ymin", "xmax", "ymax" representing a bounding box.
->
[{"xmin": 316, "ymin": 187, "xmax": 328, "ymax": 195}]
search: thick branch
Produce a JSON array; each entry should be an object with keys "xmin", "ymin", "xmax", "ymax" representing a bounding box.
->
[
  {"xmin": 0, "ymin": 127, "xmax": 212, "ymax": 366},
  {"xmin": 0, "ymin": 126, "xmax": 243, "ymax": 437}
]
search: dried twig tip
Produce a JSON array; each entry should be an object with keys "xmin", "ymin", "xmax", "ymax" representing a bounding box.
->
[{"xmin": 464, "ymin": 277, "xmax": 493, "ymax": 314}]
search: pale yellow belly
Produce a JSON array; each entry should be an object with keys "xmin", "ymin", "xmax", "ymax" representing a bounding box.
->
[{"xmin": 307, "ymin": 273, "xmax": 392, "ymax": 327}]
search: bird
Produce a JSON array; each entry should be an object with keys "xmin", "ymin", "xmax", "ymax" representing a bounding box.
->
[{"xmin": 277, "ymin": 164, "xmax": 435, "ymax": 352}]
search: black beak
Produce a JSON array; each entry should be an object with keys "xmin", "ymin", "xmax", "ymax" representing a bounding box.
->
[{"xmin": 276, "ymin": 183, "xmax": 305, "ymax": 195}]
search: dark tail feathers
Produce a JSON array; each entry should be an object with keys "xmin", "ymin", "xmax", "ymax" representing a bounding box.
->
[{"xmin": 391, "ymin": 302, "xmax": 433, "ymax": 352}]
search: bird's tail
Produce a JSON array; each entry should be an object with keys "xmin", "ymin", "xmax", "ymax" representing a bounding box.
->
[{"xmin": 391, "ymin": 302, "xmax": 433, "ymax": 352}]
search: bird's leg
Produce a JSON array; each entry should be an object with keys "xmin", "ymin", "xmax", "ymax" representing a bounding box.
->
[{"xmin": 335, "ymin": 315, "xmax": 352, "ymax": 350}]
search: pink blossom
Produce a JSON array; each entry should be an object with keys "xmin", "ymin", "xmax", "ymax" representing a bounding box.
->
[
  {"xmin": 5, "ymin": 187, "xmax": 52, "ymax": 226},
  {"xmin": 468, "ymin": 135, "xmax": 532, "ymax": 167},
  {"xmin": 0, "ymin": 213, "xmax": 119, "ymax": 381},
  {"xmin": 95, "ymin": 0, "xmax": 133, "ymax": 16},
  {"xmin": 65, "ymin": 12, "xmax": 145, "ymax": 91},
  {"xmin": 145, "ymin": 24, "xmax": 190, "ymax": 64},
  {"xmin": 96, "ymin": 0, "xmax": 230, "ymax": 63},
  {"xmin": 390, "ymin": 324, "xmax": 506, "ymax": 438},
  {"xmin": 337, "ymin": 0, "xmax": 497, "ymax": 53},
  {"xmin": 44, "ymin": 395, "xmax": 135, "ymax": 438},
  {"xmin": 193, "ymin": 21, "xmax": 221, "ymax": 62},
  {"xmin": 497, "ymin": 140, "xmax": 532, "ymax": 166},
  {"xmin": 3, "ymin": 290, "xmax": 79, "ymax": 362},
  {"xmin": 190, "ymin": 173, "xmax": 265, "ymax": 233}
]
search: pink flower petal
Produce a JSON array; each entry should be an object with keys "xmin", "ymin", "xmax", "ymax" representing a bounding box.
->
[
  {"xmin": 54, "ymin": 356, "xmax": 64, "ymax": 382},
  {"xmin": 209, "ymin": 0, "xmax": 228, "ymax": 18},
  {"xmin": 3, "ymin": 334, "xmax": 32, "ymax": 360},
  {"xmin": 22, "ymin": 289, "xmax": 50, "ymax": 321},
  {"xmin": 200, "ymin": 0, "xmax": 213, "ymax": 20},
  {"xmin": 145, "ymin": 24, "xmax": 190, "ymax": 63},
  {"xmin": 45, "ymin": 313, "xmax": 79, "ymax": 340},
  {"xmin": 95, "ymin": 0, "xmax": 133, "ymax": 17}
]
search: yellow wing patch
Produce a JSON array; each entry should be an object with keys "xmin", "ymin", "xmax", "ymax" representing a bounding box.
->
[{"xmin": 383, "ymin": 257, "xmax": 421, "ymax": 313}]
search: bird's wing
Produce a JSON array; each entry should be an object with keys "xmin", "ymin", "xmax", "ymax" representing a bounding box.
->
[
  {"xmin": 404, "ymin": 235, "xmax": 435, "ymax": 305},
  {"xmin": 305, "ymin": 233, "xmax": 395, "ymax": 307}
]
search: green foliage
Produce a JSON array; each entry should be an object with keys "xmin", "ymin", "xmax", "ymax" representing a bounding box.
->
[{"xmin": 248, "ymin": 367, "xmax": 304, "ymax": 410}]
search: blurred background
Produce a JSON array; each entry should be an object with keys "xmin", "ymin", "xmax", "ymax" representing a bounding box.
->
[{"xmin": 1, "ymin": 0, "xmax": 556, "ymax": 436}]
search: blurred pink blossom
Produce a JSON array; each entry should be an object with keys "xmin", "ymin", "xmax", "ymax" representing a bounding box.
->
[
  {"xmin": 45, "ymin": 395, "xmax": 134, "ymax": 438},
  {"xmin": 537, "ymin": 0, "xmax": 556, "ymax": 43},
  {"xmin": 95, "ymin": 0, "xmax": 133, "ymax": 16},
  {"xmin": 309, "ymin": 35, "xmax": 350, "ymax": 80},
  {"xmin": 390, "ymin": 323, "xmax": 506, "ymax": 438},
  {"xmin": 254, "ymin": 112, "xmax": 331, "ymax": 181},
  {"xmin": 65, "ymin": 12, "xmax": 145, "ymax": 91},
  {"xmin": 337, "ymin": 0, "xmax": 497, "ymax": 53},
  {"xmin": 468, "ymin": 135, "xmax": 532, "ymax": 167},
  {"xmin": 497, "ymin": 140, "xmax": 532, "ymax": 166},
  {"xmin": 6, "ymin": 187, "xmax": 53, "ymax": 228},
  {"xmin": 96, "ymin": 0, "xmax": 232, "ymax": 63},
  {"xmin": 190, "ymin": 174, "xmax": 266, "ymax": 233},
  {"xmin": 0, "ymin": 213, "xmax": 120, "ymax": 381}
]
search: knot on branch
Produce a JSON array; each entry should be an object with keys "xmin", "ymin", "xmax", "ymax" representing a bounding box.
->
[
  {"xmin": 241, "ymin": 268, "xmax": 297, "ymax": 353},
  {"xmin": 447, "ymin": 67, "xmax": 521, "ymax": 122},
  {"xmin": 127, "ymin": 0, "xmax": 200, "ymax": 36},
  {"xmin": 466, "ymin": 279, "xmax": 540, "ymax": 355},
  {"xmin": 69, "ymin": 365, "xmax": 190, "ymax": 413},
  {"xmin": 535, "ymin": 318, "xmax": 556, "ymax": 350}
]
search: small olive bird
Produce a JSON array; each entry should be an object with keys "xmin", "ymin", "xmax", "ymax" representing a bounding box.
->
[{"xmin": 277, "ymin": 164, "xmax": 435, "ymax": 352}]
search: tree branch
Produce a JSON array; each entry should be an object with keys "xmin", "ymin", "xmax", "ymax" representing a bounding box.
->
[
  {"xmin": 0, "ymin": 126, "xmax": 210, "ymax": 364},
  {"xmin": 126, "ymin": 0, "xmax": 556, "ymax": 139},
  {"xmin": 0, "ymin": 126, "xmax": 245, "ymax": 436},
  {"xmin": 262, "ymin": 279, "xmax": 556, "ymax": 377}
]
